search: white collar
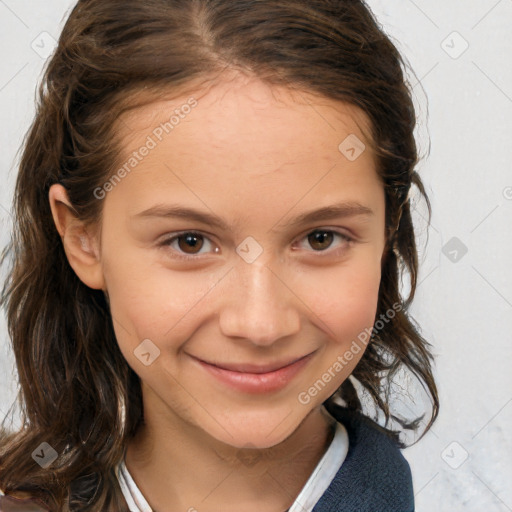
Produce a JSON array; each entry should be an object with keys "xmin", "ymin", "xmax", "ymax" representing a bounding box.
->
[{"xmin": 116, "ymin": 413, "xmax": 348, "ymax": 512}]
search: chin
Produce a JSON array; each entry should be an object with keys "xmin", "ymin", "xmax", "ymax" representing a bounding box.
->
[{"xmin": 199, "ymin": 404, "xmax": 312, "ymax": 450}]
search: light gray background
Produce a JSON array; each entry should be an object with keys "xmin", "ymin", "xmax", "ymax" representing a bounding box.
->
[{"xmin": 1, "ymin": 1, "xmax": 511, "ymax": 511}]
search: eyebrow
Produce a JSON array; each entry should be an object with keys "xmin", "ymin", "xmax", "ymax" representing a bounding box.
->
[{"xmin": 132, "ymin": 202, "xmax": 374, "ymax": 231}]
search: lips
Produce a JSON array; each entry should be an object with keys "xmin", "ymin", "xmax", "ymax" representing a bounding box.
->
[
  {"xmin": 188, "ymin": 351, "xmax": 315, "ymax": 394},
  {"xmin": 197, "ymin": 355, "xmax": 311, "ymax": 374}
]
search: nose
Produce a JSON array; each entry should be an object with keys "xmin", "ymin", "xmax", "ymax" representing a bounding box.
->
[{"xmin": 218, "ymin": 256, "xmax": 301, "ymax": 347}]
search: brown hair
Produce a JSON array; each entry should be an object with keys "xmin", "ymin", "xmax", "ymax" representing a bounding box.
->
[{"xmin": 0, "ymin": 0, "xmax": 438, "ymax": 509}]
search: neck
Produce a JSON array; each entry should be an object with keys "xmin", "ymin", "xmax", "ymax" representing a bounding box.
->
[{"xmin": 125, "ymin": 388, "xmax": 336, "ymax": 512}]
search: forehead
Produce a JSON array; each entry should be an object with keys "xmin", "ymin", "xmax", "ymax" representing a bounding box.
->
[
  {"xmin": 106, "ymin": 73, "xmax": 383, "ymax": 225},
  {"xmin": 115, "ymin": 72, "xmax": 375, "ymax": 169}
]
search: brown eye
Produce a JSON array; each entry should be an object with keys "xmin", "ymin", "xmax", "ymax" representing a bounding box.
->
[
  {"xmin": 296, "ymin": 229, "xmax": 353, "ymax": 257},
  {"xmin": 176, "ymin": 233, "xmax": 204, "ymax": 254},
  {"xmin": 159, "ymin": 231, "xmax": 216, "ymax": 260},
  {"xmin": 307, "ymin": 230, "xmax": 335, "ymax": 251}
]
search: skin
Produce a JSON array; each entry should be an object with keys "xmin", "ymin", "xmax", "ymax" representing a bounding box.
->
[{"xmin": 49, "ymin": 71, "xmax": 387, "ymax": 512}]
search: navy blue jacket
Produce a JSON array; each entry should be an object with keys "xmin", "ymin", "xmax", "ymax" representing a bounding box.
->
[
  {"xmin": 313, "ymin": 404, "xmax": 414, "ymax": 512},
  {"xmin": 0, "ymin": 405, "xmax": 414, "ymax": 512}
]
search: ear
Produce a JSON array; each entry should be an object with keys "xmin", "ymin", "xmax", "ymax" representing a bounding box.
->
[{"xmin": 48, "ymin": 184, "xmax": 105, "ymax": 290}]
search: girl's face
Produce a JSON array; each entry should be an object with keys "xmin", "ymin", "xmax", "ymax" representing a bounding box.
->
[{"xmin": 91, "ymin": 74, "xmax": 386, "ymax": 448}]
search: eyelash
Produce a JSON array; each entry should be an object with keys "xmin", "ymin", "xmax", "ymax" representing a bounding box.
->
[{"xmin": 157, "ymin": 229, "xmax": 354, "ymax": 261}]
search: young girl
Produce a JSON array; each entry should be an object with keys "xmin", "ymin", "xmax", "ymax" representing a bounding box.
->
[{"xmin": 0, "ymin": 0, "xmax": 439, "ymax": 510}]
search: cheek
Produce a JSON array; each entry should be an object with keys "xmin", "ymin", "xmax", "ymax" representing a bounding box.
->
[
  {"xmin": 294, "ymin": 259, "xmax": 381, "ymax": 406},
  {"xmin": 306, "ymin": 257, "xmax": 382, "ymax": 344},
  {"xmin": 102, "ymin": 247, "xmax": 218, "ymax": 362}
]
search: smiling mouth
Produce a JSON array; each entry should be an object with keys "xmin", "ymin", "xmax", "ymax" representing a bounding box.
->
[
  {"xmin": 188, "ymin": 351, "xmax": 316, "ymax": 394},
  {"xmin": 192, "ymin": 353, "xmax": 314, "ymax": 374}
]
